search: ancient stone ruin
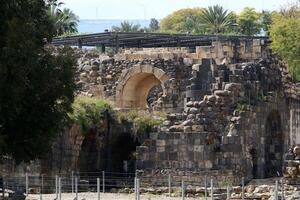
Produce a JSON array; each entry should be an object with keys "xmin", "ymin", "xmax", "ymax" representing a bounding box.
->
[
  {"xmin": 52, "ymin": 37, "xmax": 299, "ymax": 185},
  {"xmin": 8, "ymin": 37, "xmax": 300, "ymax": 189}
]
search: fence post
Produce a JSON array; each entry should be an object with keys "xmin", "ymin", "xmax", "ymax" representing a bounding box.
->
[
  {"xmin": 2, "ymin": 176, "xmax": 4, "ymax": 200},
  {"xmin": 210, "ymin": 178, "xmax": 213, "ymax": 200},
  {"xmin": 281, "ymin": 178, "xmax": 284, "ymax": 200},
  {"xmin": 136, "ymin": 178, "xmax": 140, "ymax": 200},
  {"xmin": 102, "ymin": 171, "xmax": 105, "ymax": 193},
  {"xmin": 58, "ymin": 177, "xmax": 61, "ymax": 200},
  {"xmin": 55, "ymin": 175, "xmax": 58, "ymax": 199},
  {"xmin": 97, "ymin": 178, "xmax": 100, "ymax": 200},
  {"xmin": 40, "ymin": 174, "xmax": 43, "ymax": 200},
  {"xmin": 227, "ymin": 184, "xmax": 230, "ymax": 200},
  {"xmin": 25, "ymin": 173, "xmax": 29, "ymax": 196},
  {"xmin": 134, "ymin": 177, "xmax": 137, "ymax": 200},
  {"xmin": 275, "ymin": 180, "xmax": 278, "ymax": 200},
  {"xmin": 168, "ymin": 174, "xmax": 171, "ymax": 197},
  {"xmin": 181, "ymin": 180, "xmax": 185, "ymax": 200},
  {"xmin": 242, "ymin": 177, "xmax": 244, "ymax": 200},
  {"xmin": 75, "ymin": 176, "xmax": 78, "ymax": 200},
  {"xmin": 71, "ymin": 171, "xmax": 74, "ymax": 194},
  {"xmin": 205, "ymin": 175, "xmax": 207, "ymax": 200}
]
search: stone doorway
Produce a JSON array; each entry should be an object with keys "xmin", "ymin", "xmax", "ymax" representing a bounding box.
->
[
  {"xmin": 116, "ymin": 65, "xmax": 169, "ymax": 109},
  {"xmin": 264, "ymin": 110, "xmax": 283, "ymax": 178}
]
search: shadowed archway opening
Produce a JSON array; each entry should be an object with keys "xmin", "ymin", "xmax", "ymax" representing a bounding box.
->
[{"xmin": 264, "ymin": 110, "xmax": 283, "ymax": 178}]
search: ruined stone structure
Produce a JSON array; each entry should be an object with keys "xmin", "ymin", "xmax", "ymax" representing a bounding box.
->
[
  {"xmin": 18, "ymin": 37, "xmax": 297, "ymax": 185},
  {"xmin": 68, "ymin": 37, "xmax": 300, "ymax": 184}
]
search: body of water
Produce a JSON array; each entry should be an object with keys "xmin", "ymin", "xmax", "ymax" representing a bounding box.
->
[{"xmin": 78, "ymin": 19, "xmax": 151, "ymax": 33}]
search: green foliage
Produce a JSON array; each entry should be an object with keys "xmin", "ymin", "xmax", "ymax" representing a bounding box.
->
[
  {"xmin": 0, "ymin": 0, "xmax": 76, "ymax": 163},
  {"xmin": 118, "ymin": 111, "xmax": 164, "ymax": 135},
  {"xmin": 199, "ymin": 5, "xmax": 236, "ymax": 34},
  {"xmin": 160, "ymin": 8, "xmax": 204, "ymax": 34},
  {"xmin": 112, "ymin": 21, "xmax": 142, "ymax": 32},
  {"xmin": 270, "ymin": 4, "xmax": 300, "ymax": 80},
  {"xmin": 260, "ymin": 10, "xmax": 273, "ymax": 35},
  {"xmin": 149, "ymin": 18, "xmax": 160, "ymax": 32},
  {"xmin": 46, "ymin": 0, "xmax": 79, "ymax": 36},
  {"xmin": 237, "ymin": 7, "xmax": 261, "ymax": 35},
  {"xmin": 69, "ymin": 97, "xmax": 115, "ymax": 134}
]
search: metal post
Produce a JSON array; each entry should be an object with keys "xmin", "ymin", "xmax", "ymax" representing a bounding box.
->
[
  {"xmin": 210, "ymin": 179, "xmax": 213, "ymax": 200},
  {"xmin": 58, "ymin": 177, "xmax": 61, "ymax": 200},
  {"xmin": 55, "ymin": 175, "xmax": 58, "ymax": 199},
  {"xmin": 137, "ymin": 178, "xmax": 140, "ymax": 200},
  {"xmin": 134, "ymin": 177, "xmax": 137, "ymax": 200},
  {"xmin": 71, "ymin": 171, "xmax": 74, "ymax": 194},
  {"xmin": 168, "ymin": 174, "xmax": 171, "ymax": 197},
  {"xmin": 25, "ymin": 173, "xmax": 29, "ymax": 196},
  {"xmin": 181, "ymin": 180, "xmax": 185, "ymax": 200},
  {"xmin": 97, "ymin": 178, "xmax": 100, "ymax": 200},
  {"xmin": 102, "ymin": 171, "xmax": 105, "ymax": 193},
  {"xmin": 242, "ymin": 177, "xmax": 244, "ymax": 200},
  {"xmin": 2, "ymin": 176, "xmax": 5, "ymax": 200},
  {"xmin": 227, "ymin": 185, "xmax": 230, "ymax": 200},
  {"xmin": 282, "ymin": 178, "xmax": 284, "ymax": 200},
  {"xmin": 205, "ymin": 175, "xmax": 207, "ymax": 200},
  {"xmin": 75, "ymin": 176, "xmax": 78, "ymax": 200},
  {"xmin": 275, "ymin": 180, "xmax": 278, "ymax": 200},
  {"xmin": 40, "ymin": 174, "xmax": 43, "ymax": 200}
]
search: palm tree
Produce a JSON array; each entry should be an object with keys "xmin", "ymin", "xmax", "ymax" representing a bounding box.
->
[
  {"xmin": 199, "ymin": 5, "xmax": 235, "ymax": 34},
  {"xmin": 112, "ymin": 21, "xmax": 141, "ymax": 32},
  {"xmin": 46, "ymin": 0, "xmax": 79, "ymax": 36}
]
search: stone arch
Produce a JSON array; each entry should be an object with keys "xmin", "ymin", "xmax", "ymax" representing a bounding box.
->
[{"xmin": 116, "ymin": 64, "xmax": 170, "ymax": 109}]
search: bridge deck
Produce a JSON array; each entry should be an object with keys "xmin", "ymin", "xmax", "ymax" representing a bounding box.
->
[{"xmin": 52, "ymin": 32, "xmax": 269, "ymax": 48}]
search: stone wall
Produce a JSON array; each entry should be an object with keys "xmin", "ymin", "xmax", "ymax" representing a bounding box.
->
[{"xmin": 136, "ymin": 39, "xmax": 299, "ymax": 184}]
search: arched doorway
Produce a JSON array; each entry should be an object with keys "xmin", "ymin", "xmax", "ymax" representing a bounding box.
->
[
  {"xmin": 264, "ymin": 110, "xmax": 283, "ymax": 177},
  {"xmin": 116, "ymin": 65, "xmax": 169, "ymax": 109},
  {"xmin": 110, "ymin": 132, "xmax": 140, "ymax": 173}
]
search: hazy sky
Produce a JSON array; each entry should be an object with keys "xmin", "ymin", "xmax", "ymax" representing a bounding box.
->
[{"xmin": 63, "ymin": 0, "xmax": 290, "ymax": 20}]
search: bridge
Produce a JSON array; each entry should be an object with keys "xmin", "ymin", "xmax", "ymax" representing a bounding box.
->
[{"xmin": 52, "ymin": 32, "xmax": 269, "ymax": 49}]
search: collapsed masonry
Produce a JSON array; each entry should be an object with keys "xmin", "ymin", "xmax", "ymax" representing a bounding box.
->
[{"xmin": 69, "ymin": 37, "xmax": 300, "ymax": 184}]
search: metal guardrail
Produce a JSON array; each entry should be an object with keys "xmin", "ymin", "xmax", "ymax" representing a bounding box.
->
[{"xmin": 51, "ymin": 32, "xmax": 269, "ymax": 48}]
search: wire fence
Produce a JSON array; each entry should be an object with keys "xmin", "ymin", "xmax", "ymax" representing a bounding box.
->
[{"xmin": 0, "ymin": 171, "xmax": 285, "ymax": 200}]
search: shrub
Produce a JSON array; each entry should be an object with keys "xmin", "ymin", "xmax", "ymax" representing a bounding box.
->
[{"xmin": 69, "ymin": 96, "xmax": 115, "ymax": 134}]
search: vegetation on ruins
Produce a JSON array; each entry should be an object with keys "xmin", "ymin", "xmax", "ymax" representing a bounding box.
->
[
  {"xmin": 46, "ymin": 0, "xmax": 79, "ymax": 36},
  {"xmin": 0, "ymin": 0, "xmax": 76, "ymax": 163},
  {"xmin": 269, "ymin": 2, "xmax": 300, "ymax": 80},
  {"xmin": 69, "ymin": 97, "xmax": 115, "ymax": 134},
  {"xmin": 118, "ymin": 110, "xmax": 165, "ymax": 135},
  {"xmin": 199, "ymin": 5, "xmax": 236, "ymax": 34},
  {"xmin": 70, "ymin": 97, "xmax": 165, "ymax": 136}
]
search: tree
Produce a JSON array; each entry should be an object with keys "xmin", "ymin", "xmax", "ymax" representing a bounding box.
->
[
  {"xmin": 149, "ymin": 18, "xmax": 159, "ymax": 32},
  {"xmin": 270, "ymin": 2, "xmax": 300, "ymax": 80},
  {"xmin": 237, "ymin": 7, "xmax": 261, "ymax": 35},
  {"xmin": 160, "ymin": 8, "xmax": 204, "ymax": 34},
  {"xmin": 260, "ymin": 10, "xmax": 273, "ymax": 35},
  {"xmin": 112, "ymin": 21, "xmax": 141, "ymax": 32},
  {"xmin": 0, "ymin": 0, "xmax": 76, "ymax": 163},
  {"xmin": 46, "ymin": 0, "xmax": 79, "ymax": 36},
  {"xmin": 199, "ymin": 5, "xmax": 236, "ymax": 34}
]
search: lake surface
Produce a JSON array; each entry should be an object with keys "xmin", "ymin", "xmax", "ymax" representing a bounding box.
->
[{"xmin": 78, "ymin": 19, "xmax": 151, "ymax": 33}]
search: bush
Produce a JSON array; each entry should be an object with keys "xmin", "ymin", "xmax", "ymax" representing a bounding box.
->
[
  {"xmin": 69, "ymin": 96, "xmax": 115, "ymax": 134},
  {"xmin": 118, "ymin": 110, "xmax": 165, "ymax": 135}
]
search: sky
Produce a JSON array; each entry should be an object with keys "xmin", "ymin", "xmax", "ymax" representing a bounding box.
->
[{"xmin": 63, "ymin": 0, "xmax": 291, "ymax": 20}]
